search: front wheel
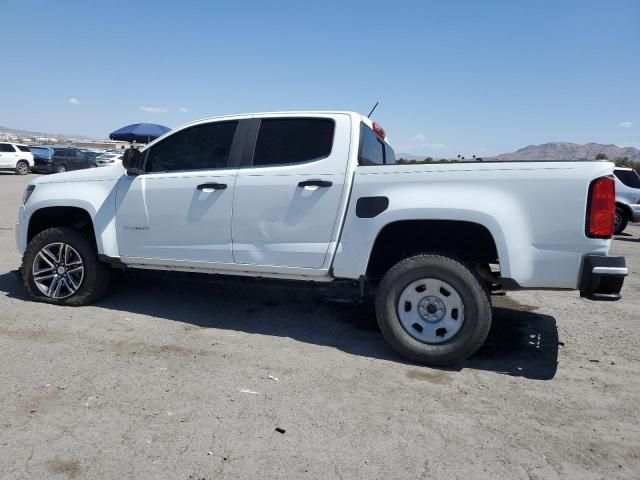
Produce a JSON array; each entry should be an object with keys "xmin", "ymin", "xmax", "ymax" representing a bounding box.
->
[
  {"xmin": 614, "ymin": 207, "xmax": 628, "ymax": 235},
  {"xmin": 21, "ymin": 227, "xmax": 111, "ymax": 305},
  {"xmin": 375, "ymin": 254, "xmax": 492, "ymax": 366},
  {"xmin": 16, "ymin": 160, "xmax": 30, "ymax": 175}
]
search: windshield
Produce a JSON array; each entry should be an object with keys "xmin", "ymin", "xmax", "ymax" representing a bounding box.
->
[{"xmin": 614, "ymin": 169, "xmax": 640, "ymax": 189}]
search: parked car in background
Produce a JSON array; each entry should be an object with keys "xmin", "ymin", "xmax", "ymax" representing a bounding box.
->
[
  {"xmin": 613, "ymin": 167, "xmax": 640, "ymax": 234},
  {"xmin": 30, "ymin": 146, "xmax": 94, "ymax": 174},
  {"xmin": 96, "ymin": 151, "xmax": 124, "ymax": 167},
  {"xmin": 81, "ymin": 150, "xmax": 101, "ymax": 166},
  {"xmin": 30, "ymin": 146, "xmax": 55, "ymax": 173},
  {"xmin": 0, "ymin": 142, "xmax": 33, "ymax": 175}
]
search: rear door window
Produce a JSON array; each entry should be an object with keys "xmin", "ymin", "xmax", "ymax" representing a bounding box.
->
[{"xmin": 252, "ymin": 118, "xmax": 335, "ymax": 167}]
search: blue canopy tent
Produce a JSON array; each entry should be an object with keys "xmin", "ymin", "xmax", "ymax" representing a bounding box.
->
[{"xmin": 109, "ymin": 123, "xmax": 170, "ymax": 144}]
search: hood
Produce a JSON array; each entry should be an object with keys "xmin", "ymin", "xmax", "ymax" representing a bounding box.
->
[{"xmin": 32, "ymin": 165, "xmax": 126, "ymax": 185}]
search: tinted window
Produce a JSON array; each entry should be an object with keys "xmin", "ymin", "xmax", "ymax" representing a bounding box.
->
[
  {"xmin": 358, "ymin": 124, "xmax": 396, "ymax": 166},
  {"xmin": 146, "ymin": 121, "xmax": 237, "ymax": 172},
  {"xmin": 17, "ymin": 145, "xmax": 31, "ymax": 152},
  {"xmin": 252, "ymin": 118, "xmax": 334, "ymax": 166},
  {"xmin": 359, "ymin": 125, "xmax": 384, "ymax": 165},
  {"xmin": 615, "ymin": 169, "xmax": 640, "ymax": 188},
  {"xmin": 0, "ymin": 143, "xmax": 16, "ymax": 152},
  {"xmin": 54, "ymin": 149, "xmax": 69, "ymax": 157}
]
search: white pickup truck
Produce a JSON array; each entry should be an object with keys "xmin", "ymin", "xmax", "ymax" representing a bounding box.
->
[{"xmin": 15, "ymin": 111, "xmax": 627, "ymax": 365}]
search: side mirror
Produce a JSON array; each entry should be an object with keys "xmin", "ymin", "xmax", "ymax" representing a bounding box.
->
[{"xmin": 123, "ymin": 148, "xmax": 144, "ymax": 175}]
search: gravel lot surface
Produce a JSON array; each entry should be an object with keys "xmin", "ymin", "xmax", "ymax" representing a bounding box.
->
[{"xmin": 1, "ymin": 172, "xmax": 639, "ymax": 479}]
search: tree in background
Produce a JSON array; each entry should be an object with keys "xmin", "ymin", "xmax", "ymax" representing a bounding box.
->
[
  {"xmin": 595, "ymin": 153, "xmax": 608, "ymax": 160},
  {"xmin": 614, "ymin": 156, "xmax": 639, "ymax": 171}
]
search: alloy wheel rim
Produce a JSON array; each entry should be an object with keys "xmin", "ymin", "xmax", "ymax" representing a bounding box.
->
[
  {"xmin": 17, "ymin": 163, "xmax": 28, "ymax": 174},
  {"xmin": 32, "ymin": 242, "xmax": 84, "ymax": 299},
  {"xmin": 397, "ymin": 278, "xmax": 465, "ymax": 344},
  {"xmin": 614, "ymin": 211, "xmax": 622, "ymax": 230}
]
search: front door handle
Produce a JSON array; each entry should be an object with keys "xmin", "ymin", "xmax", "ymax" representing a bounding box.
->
[
  {"xmin": 298, "ymin": 179, "xmax": 332, "ymax": 188},
  {"xmin": 197, "ymin": 183, "xmax": 227, "ymax": 192}
]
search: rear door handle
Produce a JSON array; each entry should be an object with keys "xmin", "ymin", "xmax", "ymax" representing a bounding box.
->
[
  {"xmin": 298, "ymin": 179, "xmax": 332, "ymax": 188},
  {"xmin": 197, "ymin": 183, "xmax": 227, "ymax": 192}
]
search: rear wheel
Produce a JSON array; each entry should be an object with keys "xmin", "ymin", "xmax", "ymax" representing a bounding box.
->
[
  {"xmin": 55, "ymin": 164, "xmax": 67, "ymax": 173},
  {"xmin": 375, "ymin": 254, "xmax": 492, "ymax": 366},
  {"xmin": 16, "ymin": 160, "xmax": 29, "ymax": 175},
  {"xmin": 21, "ymin": 227, "xmax": 111, "ymax": 305},
  {"xmin": 614, "ymin": 206, "xmax": 628, "ymax": 234}
]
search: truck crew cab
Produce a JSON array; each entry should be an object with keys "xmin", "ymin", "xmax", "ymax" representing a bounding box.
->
[{"xmin": 15, "ymin": 112, "xmax": 627, "ymax": 365}]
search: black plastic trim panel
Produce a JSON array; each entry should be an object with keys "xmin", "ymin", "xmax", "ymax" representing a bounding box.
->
[{"xmin": 356, "ymin": 196, "xmax": 389, "ymax": 218}]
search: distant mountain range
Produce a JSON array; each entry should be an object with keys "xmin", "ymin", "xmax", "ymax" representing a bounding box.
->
[
  {"xmin": 489, "ymin": 142, "xmax": 640, "ymax": 161},
  {"xmin": 399, "ymin": 142, "xmax": 639, "ymax": 162},
  {"xmin": 2, "ymin": 125, "xmax": 638, "ymax": 163}
]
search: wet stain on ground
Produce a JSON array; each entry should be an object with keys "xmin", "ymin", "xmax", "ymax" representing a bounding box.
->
[
  {"xmin": 110, "ymin": 341, "xmax": 213, "ymax": 357},
  {"xmin": 492, "ymin": 295, "xmax": 539, "ymax": 312},
  {"xmin": 47, "ymin": 457, "xmax": 81, "ymax": 478},
  {"xmin": 406, "ymin": 369, "xmax": 452, "ymax": 384}
]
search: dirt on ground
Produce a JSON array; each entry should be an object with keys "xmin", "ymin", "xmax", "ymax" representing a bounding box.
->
[{"xmin": 1, "ymin": 173, "xmax": 639, "ymax": 479}]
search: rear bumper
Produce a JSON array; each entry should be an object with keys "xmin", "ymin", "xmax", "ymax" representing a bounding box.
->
[
  {"xmin": 31, "ymin": 162, "xmax": 54, "ymax": 174},
  {"xmin": 580, "ymin": 255, "xmax": 627, "ymax": 301}
]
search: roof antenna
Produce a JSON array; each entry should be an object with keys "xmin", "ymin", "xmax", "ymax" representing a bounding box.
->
[{"xmin": 367, "ymin": 101, "xmax": 379, "ymax": 118}]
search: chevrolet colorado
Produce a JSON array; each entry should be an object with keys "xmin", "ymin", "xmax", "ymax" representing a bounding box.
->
[{"xmin": 15, "ymin": 111, "xmax": 627, "ymax": 365}]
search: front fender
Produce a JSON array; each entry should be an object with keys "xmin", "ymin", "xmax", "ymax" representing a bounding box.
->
[{"xmin": 22, "ymin": 179, "xmax": 120, "ymax": 257}]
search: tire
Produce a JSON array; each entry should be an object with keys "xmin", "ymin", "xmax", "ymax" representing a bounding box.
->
[
  {"xmin": 16, "ymin": 160, "xmax": 30, "ymax": 175},
  {"xmin": 614, "ymin": 207, "xmax": 628, "ymax": 235},
  {"xmin": 21, "ymin": 227, "xmax": 111, "ymax": 306},
  {"xmin": 375, "ymin": 254, "xmax": 492, "ymax": 366},
  {"xmin": 56, "ymin": 164, "xmax": 67, "ymax": 173}
]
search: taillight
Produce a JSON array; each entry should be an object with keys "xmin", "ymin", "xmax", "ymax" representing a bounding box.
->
[
  {"xmin": 586, "ymin": 176, "xmax": 615, "ymax": 238},
  {"xmin": 372, "ymin": 122, "xmax": 386, "ymax": 139}
]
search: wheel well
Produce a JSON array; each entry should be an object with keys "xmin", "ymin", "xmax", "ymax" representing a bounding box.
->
[
  {"xmin": 28, "ymin": 207, "xmax": 95, "ymax": 245},
  {"xmin": 366, "ymin": 220, "xmax": 499, "ymax": 278}
]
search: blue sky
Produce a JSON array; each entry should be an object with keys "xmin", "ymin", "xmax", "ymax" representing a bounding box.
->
[{"xmin": 1, "ymin": 0, "xmax": 638, "ymax": 157}]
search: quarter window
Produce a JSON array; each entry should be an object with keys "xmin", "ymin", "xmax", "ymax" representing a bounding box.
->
[
  {"xmin": 614, "ymin": 169, "xmax": 640, "ymax": 189},
  {"xmin": 146, "ymin": 121, "xmax": 238, "ymax": 172},
  {"xmin": 359, "ymin": 124, "xmax": 395, "ymax": 165},
  {"xmin": 252, "ymin": 118, "xmax": 335, "ymax": 167},
  {"xmin": 17, "ymin": 145, "xmax": 31, "ymax": 152}
]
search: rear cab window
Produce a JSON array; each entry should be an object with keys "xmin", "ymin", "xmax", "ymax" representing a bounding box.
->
[
  {"xmin": 252, "ymin": 118, "xmax": 335, "ymax": 166},
  {"xmin": 614, "ymin": 169, "xmax": 640, "ymax": 189},
  {"xmin": 358, "ymin": 123, "xmax": 395, "ymax": 165}
]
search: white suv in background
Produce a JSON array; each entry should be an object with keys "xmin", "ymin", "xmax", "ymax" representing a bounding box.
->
[
  {"xmin": 0, "ymin": 143, "xmax": 34, "ymax": 175},
  {"xmin": 613, "ymin": 167, "xmax": 640, "ymax": 234}
]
